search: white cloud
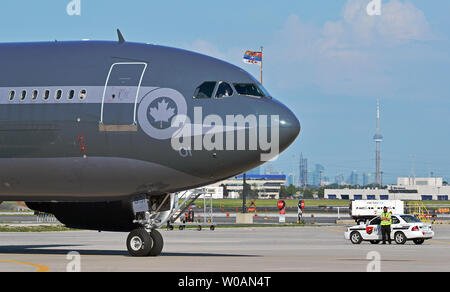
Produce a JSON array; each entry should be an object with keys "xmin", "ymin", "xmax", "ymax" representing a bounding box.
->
[
  {"xmin": 376, "ymin": 0, "xmax": 432, "ymax": 42},
  {"xmin": 266, "ymin": 0, "xmax": 435, "ymax": 96},
  {"xmin": 339, "ymin": 0, "xmax": 433, "ymax": 44},
  {"xmin": 180, "ymin": 0, "xmax": 436, "ymax": 98}
]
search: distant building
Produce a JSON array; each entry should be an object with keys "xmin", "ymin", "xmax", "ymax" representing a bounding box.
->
[
  {"xmin": 207, "ymin": 174, "xmax": 286, "ymax": 200},
  {"xmin": 186, "ymin": 186, "xmax": 239, "ymax": 199},
  {"xmin": 320, "ymin": 176, "xmax": 331, "ymax": 187},
  {"xmin": 348, "ymin": 170, "xmax": 359, "ymax": 186},
  {"xmin": 362, "ymin": 172, "xmax": 372, "ymax": 186},
  {"xmin": 324, "ymin": 177, "xmax": 450, "ymax": 201},
  {"xmin": 299, "ymin": 153, "xmax": 308, "ymax": 187},
  {"xmin": 335, "ymin": 174, "xmax": 345, "ymax": 185},
  {"xmin": 312, "ymin": 164, "xmax": 325, "ymax": 186},
  {"xmin": 287, "ymin": 173, "xmax": 296, "ymax": 186}
]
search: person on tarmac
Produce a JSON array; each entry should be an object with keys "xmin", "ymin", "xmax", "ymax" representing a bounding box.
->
[{"xmin": 380, "ymin": 206, "xmax": 392, "ymax": 244}]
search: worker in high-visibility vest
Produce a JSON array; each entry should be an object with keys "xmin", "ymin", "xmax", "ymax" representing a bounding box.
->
[{"xmin": 380, "ymin": 207, "xmax": 392, "ymax": 244}]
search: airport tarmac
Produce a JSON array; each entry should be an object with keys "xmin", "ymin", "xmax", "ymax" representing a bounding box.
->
[{"xmin": 0, "ymin": 225, "xmax": 450, "ymax": 272}]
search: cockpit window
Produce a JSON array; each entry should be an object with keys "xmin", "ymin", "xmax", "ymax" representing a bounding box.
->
[
  {"xmin": 194, "ymin": 82, "xmax": 217, "ymax": 99},
  {"xmin": 258, "ymin": 84, "xmax": 272, "ymax": 98},
  {"xmin": 233, "ymin": 83, "xmax": 265, "ymax": 98},
  {"xmin": 215, "ymin": 82, "xmax": 233, "ymax": 98}
]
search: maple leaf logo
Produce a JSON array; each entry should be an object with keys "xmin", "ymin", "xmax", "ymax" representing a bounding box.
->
[{"xmin": 149, "ymin": 98, "xmax": 176, "ymax": 129}]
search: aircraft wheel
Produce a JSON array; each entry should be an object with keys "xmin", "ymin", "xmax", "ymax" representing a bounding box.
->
[
  {"xmin": 148, "ymin": 229, "xmax": 164, "ymax": 256},
  {"xmin": 126, "ymin": 228, "xmax": 153, "ymax": 257}
]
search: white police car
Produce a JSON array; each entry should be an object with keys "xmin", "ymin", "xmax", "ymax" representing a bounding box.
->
[{"xmin": 344, "ymin": 214, "xmax": 434, "ymax": 245}]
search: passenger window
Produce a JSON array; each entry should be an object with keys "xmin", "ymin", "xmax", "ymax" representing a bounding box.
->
[
  {"xmin": 31, "ymin": 90, "xmax": 38, "ymax": 100},
  {"xmin": 79, "ymin": 89, "xmax": 87, "ymax": 100},
  {"xmin": 20, "ymin": 90, "xmax": 27, "ymax": 101},
  {"xmin": 370, "ymin": 217, "xmax": 381, "ymax": 225},
  {"xmin": 68, "ymin": 90, "xmax": 75, "ymax": 100},
  {"xmin": 233, "ymin": 83, "xmax": 265, "ymax": 98},
  {"xmin": 8, "ymin": 90, "xmax": 15, "ymax": 101},
  {"xmin": 55, "ymin": 89, "xmax": 62, "ymax": 100},
  {"xmin": 43, "ymin": 90, "xmax": 50, "ymax": 100},
  {"xmin": 193, "ymin": 82, "xmax": 216, "ymax": 99},
  {"xmin": 215, "ymin": 82, "xmax": 233, "ymax": 98},
  {"xmin": 392, "ymin": 216, "xmax": 400, "ymax": 224}
]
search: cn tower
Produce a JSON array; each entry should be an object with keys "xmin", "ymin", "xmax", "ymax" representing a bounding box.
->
[{"xmin": 373, "ymin": 100, "xmax": 383, "ymax": 186}]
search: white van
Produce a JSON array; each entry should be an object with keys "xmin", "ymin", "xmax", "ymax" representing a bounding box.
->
[{"xmin": 349, "ymin": 200, "xmax": 404, "ymax": 224}]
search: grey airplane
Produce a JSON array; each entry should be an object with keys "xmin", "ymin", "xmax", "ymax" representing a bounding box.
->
[{"xmin": 0, "ymin": 31, "xmax": 300, "ymax": 256}]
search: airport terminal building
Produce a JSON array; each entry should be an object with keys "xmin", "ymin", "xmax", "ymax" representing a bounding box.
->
[
  {"xmin": 191, "ymin": 174, "xmax": 286, "ymax": 200},
  {"xmin": 325, "ymin": 177, "xmax": 449, "ymax": 201}
]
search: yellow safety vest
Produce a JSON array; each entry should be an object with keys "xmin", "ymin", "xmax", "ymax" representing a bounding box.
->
[{"xmin": 381, "ymin": 212, "xmax": 392, "ymax": 226}]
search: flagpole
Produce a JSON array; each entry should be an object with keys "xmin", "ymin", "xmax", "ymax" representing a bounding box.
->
[{"xmin": 260, "ymin": 46, "xmax": 263, "ymax": 84}]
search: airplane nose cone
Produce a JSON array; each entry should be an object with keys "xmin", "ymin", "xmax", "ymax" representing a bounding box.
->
[{"xmin": 278, "ymin": 104, "xmax": 301, "ymax": 151}]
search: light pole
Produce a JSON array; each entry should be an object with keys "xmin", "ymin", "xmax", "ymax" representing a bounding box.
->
[{"xmin": 242, "ymin": 173, "xmax": 247, "ymax": 213}]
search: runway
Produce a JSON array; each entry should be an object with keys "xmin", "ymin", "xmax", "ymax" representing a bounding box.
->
[{"xmin": 0, "ymin": 225, "xmax": 449, "ymax": 272}]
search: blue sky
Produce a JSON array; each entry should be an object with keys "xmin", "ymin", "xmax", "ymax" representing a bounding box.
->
[{"xmin": 1, "ymin": 0, "xmax": 450, "ymax": 184}]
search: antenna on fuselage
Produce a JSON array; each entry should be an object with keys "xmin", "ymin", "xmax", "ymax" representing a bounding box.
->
[{"xmin": 117, "ymin": 29, "xmax": 125, "ymax": 44}]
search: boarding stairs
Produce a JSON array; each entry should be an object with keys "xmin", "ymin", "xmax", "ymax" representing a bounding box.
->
[{"xmin": 169, "ymin": 189, "xmax": 205, "ymax": 223}]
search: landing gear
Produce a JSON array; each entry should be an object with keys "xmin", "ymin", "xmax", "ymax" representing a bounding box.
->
[
  {"xmin": 127, "ymin": 194, "xmax": 172, "ymax": 257},
  {"xmin": 148, "ymin": 229, "xmax": 164, "ymax": 256},
  {"xmin": 126, "ymin": 228, "xmax": 152, "ymax": 257},
  {"xmin": 126, "ymin": 228, "xmax": 164, "ymax": 257}
]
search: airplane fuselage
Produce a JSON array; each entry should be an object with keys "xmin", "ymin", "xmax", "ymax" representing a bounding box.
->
[{"xmin": 0, "ymin": 41, "xmax": 300, "ymax": 202}]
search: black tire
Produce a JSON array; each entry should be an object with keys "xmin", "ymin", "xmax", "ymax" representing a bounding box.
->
[
  {"xmin": 370, "ymin": 240, "xmax": 380, "ymax": 244},
  {"xmin": 210, "ymin": 225, "xmax": 215, "ymax": 231},
  {"xmin": 350, "ymin": 231, "xmax": 362, "ymax": 244},
  {"xmin": 169, "ymin": 225, "xmax": 174, "ymax": 231},
  {"xmin": 394, "ymin": 232, "xmax": 407, "ymax": 245},
  {"xmin": 126, "ymin": 228, "xmax": 153, "ymax": 257},
  {"xmin": 413, "ymin": 238, "xmax": 425, "ymax": 245},
  {"xmin": 179, "ymin": 225, "xmax": 184, "ymax": 230},
  {"xmin": 148, "ymin": 229, "xmax": 164, "ymax": 257},
  {"xmin": 197, "ymin": 225, "xmax": 202, "ymax": 231}
]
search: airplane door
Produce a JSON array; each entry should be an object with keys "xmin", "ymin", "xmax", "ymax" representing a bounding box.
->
[{"xmin": 100, "ymin": 62, "xmax": 147, "ymax": 127}]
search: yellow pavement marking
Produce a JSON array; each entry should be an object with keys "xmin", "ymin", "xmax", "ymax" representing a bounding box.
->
[
  {"xmin": 0, "ymin": 260, "xmax": 50, "ymax": 272},
  {"xmin": 428, "ymin": 240, "xmax": 450, "ymax": 245},
  {"xmin": 328, "ymin": 228, "xmax": 345, "ymax": 233}
]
